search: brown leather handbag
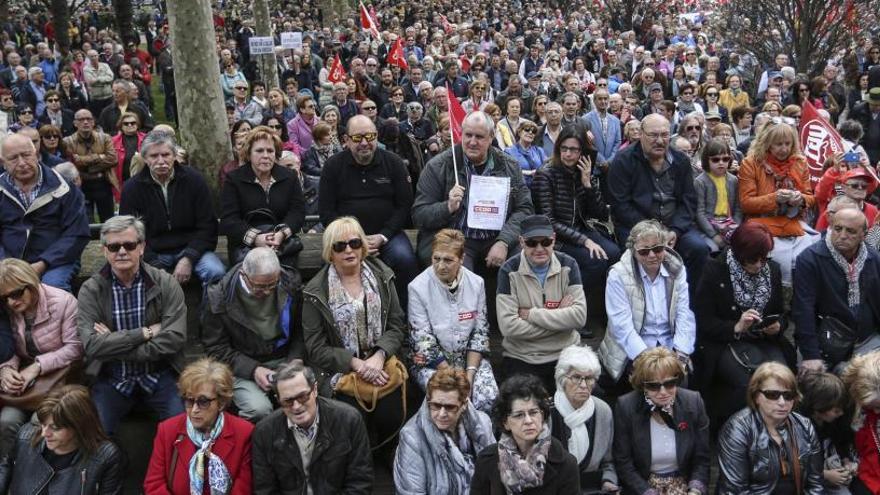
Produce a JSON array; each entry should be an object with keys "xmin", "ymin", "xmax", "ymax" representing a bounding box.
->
[
  {"xmin": 334, "ymin": 355, "xmax": 408, "ymax": 412},
  {"xmin": 0, "ymin": 366, "xmax": 71, "ymax": 410}
]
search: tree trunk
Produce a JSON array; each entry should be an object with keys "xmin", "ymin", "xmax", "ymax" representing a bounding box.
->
[
  {"xmin": 111, "ymin": 0, "xmax": 135, "ymax": 45},
  {"xmin": 0, "ymin": 0, "xmax": 8, "ymax": 29},
  {"xmin": 252, "ymin": 0, "xmax": 279, "ymax": 90},
  {"xmin": 166, "ymin": 0, "xmax": 232, "ymax": 192},
  {"xmin": 49, "ymin": 0, "xmax": 70, "ymax": 55}
]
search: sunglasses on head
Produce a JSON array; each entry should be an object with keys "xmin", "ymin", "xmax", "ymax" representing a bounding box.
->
[
  {"xmin": 759, "ymin": 389, "xmax": 797, "ymax": 402},
  {"xmin": 332, "ymin": 238, "xmax": 364, "ymax": 253},
  {"xmin": 524, "ymin": 238, "xmax": 553, "ymax": 248},
  {"xmin": 643, "ymin": 377, "xmax": 681, "ymax": 392},
  {"xmin": 104, "ymin": 241, "xmax": 140, "ymax": 252},
  {"xmin": 636, "ymin": 245, "xmax": 665, "ymax": 256},
  {"xmin": 1, "ymin": 286, "xmax": 28, "ymax": 302}
]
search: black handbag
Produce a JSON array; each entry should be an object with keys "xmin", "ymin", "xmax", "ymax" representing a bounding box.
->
[
  {"xmin": 234, "ymin": 208, "xmax": 303, "ymax": 265},
  {"xmin": 817, "ymin": 314, "xmax": 858, "ymax": 367},
  {"xmin": 726, "ymin": 340, "xmax": 769, "ymax": 373}
]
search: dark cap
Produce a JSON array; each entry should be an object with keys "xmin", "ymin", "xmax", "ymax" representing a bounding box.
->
[
  {"xmin": 868, "ymin": 87, "xmax": 880, "ymax": 102},
  {"xmin": 521, "ymin": 215, "xmax": 554, "ymax": 238},
  {"xmin": 648, "ymin": 82, "xmax": 663, "ymax": 92},
  {"xmin": 527, "ymin": 71, "xmax": 540, "ymax": 79},
  {"xmin": 705, "ymin": 110, "xmax": 722, "ymax": 120},
  {"xmin": 769, "ymin": 71, "xmax": 783, "ymax": 80}
]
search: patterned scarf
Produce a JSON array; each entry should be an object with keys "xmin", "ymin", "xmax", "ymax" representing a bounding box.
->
[
  {"xmin": 314, "ymin": 142, "xmax": 338, "ymax": 168},
  {"xmin": 825, "ymin": 235, "xmax": 867, "ymax": 308},
  {"xmin": 553, "ymin": 390, "xmax": 595, "ymax": 464},
  {"xmin": 443, "ymin": 421, "xmax": 477, "ymax": 495},
  {"xmin": 327, "ymin": 263, "xmax": 383, "ymax": 356},
  {"xmin": 726, "ymin": 249, "xmax": 772, "ymax": 313},
  {"xmin": 497, "ymin": 425, "xmax": 552, "ymax": 493},
  {"xmin": 644, "ymin": 394, "xmax": 677, "ymax": 431},
  {"xmin": 187, "ymin": 413, "xmax": 231, "ymax": 495}
]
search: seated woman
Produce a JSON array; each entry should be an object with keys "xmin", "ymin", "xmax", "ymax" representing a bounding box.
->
[
  {"xmin": 693, "ymin": 138, "xmax": 744, "ymax": 252},
  {"xmin": 393, "ymin": 368, "xmax": 495, "ymax": 494},
  {"xmin": 496, "ymin": 97, "xmax": 524, "ymax": 149},
  {"xmin": 842, "ymin": 351, "xmax": 880, "ymax": 495},
  {"xmin": 718, "ymin": 362, "xmax": 824, "ymax": 493},
  {"xmin": 694, "ymin": 221, "xmax": 795, "ymax": 427},
  {"xmin": 599, "ymin": 220, "xmax": 696, "ymax": 387},
  {"xmin": 532, "ymin": 126, "xmax": 621, "ymax": 298},
  {"xmin": 144, "ymin": 358, "xmax": 253, "ymax": 494},
  {"xmin": 302, "ymin": 217, "xmax": 406, "ymax": 455},
  {"xmin": 0, "ymin": 384, "xmax": 122, "ymax": 493},
  {"xmin": 799, "ymin": 372, "xmax": 859, "ymax": 494},
  {"xmin": 613, "ymin": 347, "xmax": 710, "ymax": 495},
  {"xmin": 0, "ymin": 258, "xmax": 82, "ymax": 458},
  {"xmin": 504, "ymin": 119, "xmax": 546, "ymax": 188},
  {"xmin": 738, "ymin": 119, "xmax": 818, "ymax": 287},
  {"xmin": 550, "ymin": 345, "xmax": 618, "ymax": 493},
  {"xmin": 408, "ymin": 229, "xmax": 497, "ymax": 413},
  {"xmin": 470, "ymin": 374, "xmax": 580, "ymax": 494}
]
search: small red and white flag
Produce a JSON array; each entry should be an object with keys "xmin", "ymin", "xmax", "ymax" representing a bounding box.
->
[
  {"xmin": 440, "ymin": 14, "xmax": 455, "ymax": 35},
  {"xmin": 359, "ymin": 1, "xmax": 380, "ymax": 39},
  {"xmin": 327, "ymin": 53, "xmax": 347, "ymax": 84},
  {"xmin": 386, "ymin": 38, "xmax": 408, "ymax": 69},
  {"xmin": 369, "ymin": 4, "xmax": 381, "ymax": 30},
  {"xmin": 799, "ymin": 100, "xmax": 846, "ymax": 184},
  {"xmin": 446, "ymin": 83, "xmax": 467, "ymax": 144}
]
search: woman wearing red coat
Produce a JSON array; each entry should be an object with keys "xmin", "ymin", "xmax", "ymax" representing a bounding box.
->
[
  {"xmin": 843, "ymin": 351, "xmax": 880, "ymax": 495},
  {"xmin": 110, "ymin": 111, "xmax": 145, "ymax": 202},
  {"xmin": 144, "ymin": 358, "xmax": 253, "ymax": 495}
]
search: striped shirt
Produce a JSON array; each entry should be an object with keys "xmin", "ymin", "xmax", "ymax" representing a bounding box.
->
[{"xmin": 109, "ymin": 270, "xmax": 160, "ymax": 396}]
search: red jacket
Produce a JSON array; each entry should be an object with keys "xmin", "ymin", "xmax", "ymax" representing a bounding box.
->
[
  {"xmin": 111, "ymin": 131, "xmax": 145, "ymax": 201},
  {"xmin": 855, "ymin": 410, "xmax": 880, "ymax": 494},
  {"xmin": 144, "ymin": 412, "xmax": 254, "ymax": 495}
]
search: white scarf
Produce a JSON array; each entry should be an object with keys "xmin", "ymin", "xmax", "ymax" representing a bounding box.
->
[{"xmin": 553, "ymin": 390, "xmax": 595, "ymax": 464}]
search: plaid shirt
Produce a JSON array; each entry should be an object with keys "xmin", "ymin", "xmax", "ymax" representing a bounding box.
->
[
  {"xmin": 108, "ymin": 269, "xmax": 160, "ymax": 396},
  {"xmin": 1, "ymin": 166, "xmax": 43, "ymax": 210}
]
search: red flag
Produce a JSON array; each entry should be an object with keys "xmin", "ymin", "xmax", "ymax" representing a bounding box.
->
[
  {"xmin": 359, "ymin": 2, "xmax": 380, "ymax": 38},
  {"xmin": 369, "ymin": 5, "xmax": 381, "ymax": 30},
  {"xmin": 440, "ymin": 14, "xmax": 454, "ymax": 35},
  {"xmin": 446, "ymin": 84, "xmax": 466, "ymax": 144},
  {"xmin": 799, "ymin": 100, "xmax": 846, "ymax": 184},
  {"xmin": 327, "ymin": 53, "xmax": 347, "ymax": 84},
  {"xmin": 386, "ymin": 38, "xmax": 408, "ymax": 70}
]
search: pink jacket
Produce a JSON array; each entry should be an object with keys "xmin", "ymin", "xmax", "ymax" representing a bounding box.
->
[{"xmin": 0, "ymin": 284, "xmax": 82, "ymax": 373}]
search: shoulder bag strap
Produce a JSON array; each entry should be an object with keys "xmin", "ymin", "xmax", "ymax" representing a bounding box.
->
[
  {"xmin": 167, "ymin": 433, "xmax": 186, "ymax": 491},
  {"xmin": 786, "ymin": 418, "xmax": 803, "ymax": 495}
]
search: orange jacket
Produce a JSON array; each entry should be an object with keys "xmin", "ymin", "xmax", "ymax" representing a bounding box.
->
[{"xmin": 738, "ymin": 155, "xmax": 815, "ymax": 237}]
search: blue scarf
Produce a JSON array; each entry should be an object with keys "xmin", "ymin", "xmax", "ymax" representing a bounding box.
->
[{"xmin": 187, "ymin": 413, "xmax": 232, "ymax": 495}]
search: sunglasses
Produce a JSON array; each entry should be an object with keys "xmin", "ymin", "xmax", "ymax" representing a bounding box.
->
[
  {"xmin": 684, "ymin": 125, "xmax": 702, "ymax": 132},
  {"xmin": 524, "ymin": 238, "xmax": 553, "ymax": 248},
  {"xmin": 20, "ymin": 110, "xmax": 33, "ymax": 115},
  {"xmin": 643, "ymin": 377, "xmax": 681, "ymax": 392},
  {"xmin": 235, "ymin": 86, "xmax": 248, "ymax": 90},
  {"xmin": 104, "ymin": 241, "xmax": 140, "ymax": 252},
  {"xmin": 709, "ymin": 156, "xmax": 731, "ymax": 164},
  {"xmin": 280, "ymin": 388, "xmax": 314, "ymax": 408},
  {"xmin": 46, "ymin": 98, "xmax": 60, "ymax": 102},
  {"xmin": 706, "ymin": 92, "xmax": 718, "ymax": 97},
  {"xmin": 636, "ymin": 245, "xmax": 666, "ymax": 256},
  {"xmin": 182, "ymin": 396, "xmax": 217, "ymax": 409},
  {"xmin": 427, "ymin": 401, "xmax": 461, "ymax": 413},
  {"xmin": 759, "ymin": 389, "xmax": 797, "ymax": 402},
  {"xmin": 1, "ymin": 286, "xmax": 28, "ymax": 302},
  {"xmin": 43, "ymin": 135, "xmax": 60, "ymax": 139},
  {"xmin": 122, "ymin": 121, "xmax": 138, "ymax": 127},
  {"xmin": 332, "ymin": 238, "xmax": 364, "ymax": 252},
  {"xmin": 349, "ymin": 132, "xmax": 377, "ymax": 143},
  {"xmin": 521, "ymin": 128, "xmax": 537, "ymax": 134},
  {"xmin": 846, "ymin": 182, "xmax": 868, "ymax": 190},
  {"xmin": 362, "ymin": 105, "xmax": 377, "ymax": 110}
]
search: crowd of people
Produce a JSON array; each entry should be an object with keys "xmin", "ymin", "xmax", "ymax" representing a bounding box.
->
[{"xmin": 2, "ymin": 0, "xmax": 880, "ymax": 493}]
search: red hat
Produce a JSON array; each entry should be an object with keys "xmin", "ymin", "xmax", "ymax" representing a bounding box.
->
[{"xmin": 841, "ymin": 167, "xmax": 879, "ymax": 195}]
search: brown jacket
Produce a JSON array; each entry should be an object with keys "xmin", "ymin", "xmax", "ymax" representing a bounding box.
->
[
  {"xmin": 738, "ymin": 155, "xmax": 815, "ymax": 237},
  {"xmin": 63, "ymin": 130, "xmax": 118, "ymax": 188}
]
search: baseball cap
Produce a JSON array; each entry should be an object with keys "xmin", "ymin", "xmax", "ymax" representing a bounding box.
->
[{"xmin": 521, "ymin": 215, "xmax": 554, "ymax": 238}]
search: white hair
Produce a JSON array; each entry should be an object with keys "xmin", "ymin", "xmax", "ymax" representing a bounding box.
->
[
  {"xmin": 462, "ymin": 111, "xmax": 495, "ymax": 135},
  {"xmin": 554, "ymin": 345, "xmax": 602, "ymax": 390},
  {"xmin": 242, "ymin": 247, "xmax": 281, "ymax": 276}
]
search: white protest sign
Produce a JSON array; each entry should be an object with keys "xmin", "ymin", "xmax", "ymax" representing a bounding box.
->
[
  {"xmin": 466, "ymin": 175, "xmax": 510, "ymax": 231},
  {"xmin": 249, "ymin": 36, "xmax": 275, "ymax": 55},
  {"xmin": 280, "ymin": 32, "xmax": 303, "ymax": 50}
]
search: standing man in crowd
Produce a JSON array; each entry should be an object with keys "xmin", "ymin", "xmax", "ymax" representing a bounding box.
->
[
  {"xmin": 63, "ymin": 108, "xmax": 118, "ymax": 222},
  {"xmin": 84, "ymin": 49, "xmax": 115, "ymax": 117}
]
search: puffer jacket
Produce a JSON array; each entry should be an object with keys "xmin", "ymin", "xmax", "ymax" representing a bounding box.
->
[
  {"xmin": 718, "ymin": 407, "xmax": 823, "ymax": 494},
  {"xmin": 393, "ymin": 399, "xmax": 495, "ymax": 495},
  {"xmin": 531, "ymin": 163, "xmax": 609, "ymax": 246},
  {"xmin": 0, "ymin": 283, "xmax": 82, "ymax": 374},
  {"xmin": 0, "ymin": 423, "xmax": 123, "ymax": 494}
]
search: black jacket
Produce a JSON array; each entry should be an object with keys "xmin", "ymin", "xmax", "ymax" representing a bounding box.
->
[
  {"xmin": 97, "ymin": 99, "xmax": 154, "ymax": 134},
  {"xmin": 613, "ymin": 388, "xmax": 710, "ymax": 495},
  {"xmin": 470, "ymin": 437, "xmax": 581, "ymax": 494},
  {"xmin": 531, "ymin": 162, "xmax": 608, "ymax": 246},
  {"xmin": 0, "ymin": 423, "xmax": 123, "ymax": 494},
  {"xmin": 220, "ymin": 163, "xmax": 306, "ymax": 252},
  {"xmin": 201, "ymin": 263, "xmax": 304, "ymax": 380},
  {"xmin": 119, "ymin": 164, "xmax": 219, "ymax": 263},
  {"xmin": 38, "ymin": 107, "xmax": 75, "ymax": 136},
  {"xmin": 607, "ymin": 141, "xmax": 698, "ymax": 235},
  {"xmin": 792, "ymin": 239, "xmax": 880, "ymax": 360},
  {"xmin": 251, "ymin": 397, "xmax": 373, "ymax": 495}
]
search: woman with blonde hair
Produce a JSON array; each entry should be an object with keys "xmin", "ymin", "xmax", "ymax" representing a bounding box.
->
[
  {"xmin": 738, "ymin": 119, "xmax": 818, "ymax": 286},
  {"xmin": 842, "ymin": 351, "xmax": 880, "ymax": 494}
]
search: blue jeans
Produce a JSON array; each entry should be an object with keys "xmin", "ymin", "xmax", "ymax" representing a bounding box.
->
[
  {"xmin": 91, "ymin": 369, "xmax": 184, "ymax": 436},
  {"xmin": 41, "ymin": 263, "xmax": 79, "ymax": 292},
  {"xmin": 558, "ymin": 231, "xmax": 621, "ymax": 296},
  {"xmin": 378, "ymin": 232, "xmax": 420, "ymax": 311},
  {"xmin": 149, "ymin": 250, "xmax": 227, "ymax": 286}
]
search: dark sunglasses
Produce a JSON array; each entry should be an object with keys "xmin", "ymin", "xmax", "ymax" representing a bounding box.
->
[
  {"xmin": 636, "ymin": 245, "xmax": 665, "ymax": 256},
  {"xmin": 20, "ymin": 110, "xmax": 33, "ymax": 115},
  {"xmin": 104, "ymin": 241, "xmax": 140, "ymax": 252},
  {"xmin": 846, "ymin": 182, "xmax": 868, "ymax": 190},
  {"xmin": 759, "ymin": 389, "xmax": 797, "ymax": 402},
  {"xmin": 524, "ymin": 238, "xmax": 553, "ymax": 248},
  {"xmin": 643, "ymin": 377, "xmax": 681, "ymax": 392},
  {"xmin": 1, "ymin": 286, "xmax": 28, "ymax": 302},
  {"xmin": 121, "ymin": 121, "xmax": 138, "ymax": 127},
  {"xmin": 269, "ymin": 124, "xmax": 283, "ymax": 129},
  {"xmin": 182, "ymin": 396, "xmax": 217, "ymax": 409},
  {"xmin": 332, "ymin": 238, "xmax": 364, "ymax": 253},
  {"xmin": 46, "ymin": 98, "xmax": 60, "ymax": 102},
  {"xmin": 706, "ymin": 92, "xmax": 718, "ymax": 97},
  {"xmin": 42, "ymin": 134, "xmax": 60, "ymax": 139},
  {"xmin": 684, "ymin": 125, "xmax": 702, "ymax": 131},
  {"xmin": 427, "ymin": 401, "xmax": 461, "ymax": 413},
  {"xmin": 362, "ymin": 105, "xmax": 377, "ymax": 110},
  {"xmin": 709, "ymin": 156, "xmax": 731, "ymax": 164}
]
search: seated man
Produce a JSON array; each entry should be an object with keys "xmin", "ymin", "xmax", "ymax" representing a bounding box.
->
[
  {"xmin": 319, "ymin": 115, "xmax": 419, "ymax": 307},
  {"xmin": 413, "ymin": 111, "xmax": 534, "ymax": 274},
  {"xmin": 794, "ymin": 207, "xmax": 880, "ymax": 374},
  {"xmin": 496, "ymin": 214, "xmax": 587, "ymax": 393},
  {"xmin": 77, "ymin": 215, "xmax": 187, "ymax": 435},
  {"xmin": 0, "ymin": 133, "xmax": 89, "ymax": 291},
  {"xmin": 202, "ymin": 247, "xmax": 303, "ymax": 422},
  {"xmin": 607, "ymin": 113, "xmax": 709, "ymax": 292},
  {"xmin": 251, "ymin": 360, "xmax": 373, "ymax": 494},
  {"xmin": 119, "ymin": 130, "xmax": 225, "ymax": 286}
]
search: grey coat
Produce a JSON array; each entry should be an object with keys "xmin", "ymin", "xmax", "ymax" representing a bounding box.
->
[
  {"xmin": 393, "ymin": 399, "xmax": 495, "ymax": 495},
  {"xmin": 693, "ymin": 172, "xmax": 743, "ymax": 238},
  {"xmin": 549, "ymin": 396, "xmax": 618, "ymax": 489}
]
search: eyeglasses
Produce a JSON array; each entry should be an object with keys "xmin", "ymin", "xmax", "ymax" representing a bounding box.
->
[
  {"xmin": 759, "ymin": 389, "xmax": 797, "ymax": 402},
  {"xmin": 234, "ymin": 86, "xmax": 248, "ymax": 90},
  {"xmin": 521, "ymin": 128, "xmax": 537, "ymax": 134},
  {"xmin": 268, "ymin": 124, "xmax": 283, "ymax": 130},
  {"xmin": 361, "ymin": 105, "xmax": 377, "ymax": 110},
  {"xmin": 242, "ymin": 272, "xmax": 279, "ymax": 292},
  {"xmin": 709, "ymin": 156, "xmax": 732, "ymax": 164},
  {"xmin": 706, "ymin": 92, "xmax": 718, "ymax": 97},
  {"xmin": 392, "ymin": 93, "xmax": 404, "ymax": 97},
  {"xmin": 303, "ymin": 104, "xmax": 316, "ymax": 109},
  {"xmin": 597, "ymin": 82, "xmax": 608, "ymax": 87},
  {"xmin": 845, "ymin": 182, "xmax": 868, "ymax": 190},
  {"xmin": 428, "ymin": 401, "xmax": 462, "ymax": 413},
  {"xmin": 349, "ymin": 132, "xmax": 377, "ymax": 143},
  {"xmin": 636, "ymin": 244, "xmax": 666, "ymax": 256},
  {"xmin": 644, "ymin": 132, "xmax": 670, "ymax": 141},
  {"xmin": 524, "ymin": 238, "xmax": 553, "ymax": 248},
  {"xmin": 643, "ymin": 377, "xmax": 681, "ymax": 392},
  {"xmin": 508, "ymin": 408, "xmax": 543, "ymax": 422},
  {"xmin": 20, "ymin": 110, "xmax": 33, "ymax": 115},
  {"xmin": 280, "ymin": 388, "xmax": 314, "ymax": 408},
  {"xmin": 182, "ymin": 396, "xmax": 217, "ymax": 409},
  {"xmin": 684, "ymin": 125, "xmax": 702, "ymax": 131},
  {"xmin": 332, "ymin": 237, "xmax": 364, "ymax": 253},
  {"xmin": 121, "ymin": 121, "xmax": 138, "ymax": 127},
  {"xmin": 560, "ymin": 145, "xmax": 581, "ymax": 153},
  {"xmin": 566, "ymin": 374, "xmax": 596, "ymax": 386},
  {"xmin": 104, "ymin": 241, "xmax": 141, "ymax": 252},
  {"xmin": 0, "ymin": 286, "xmax": 28, "ymax": 302}
]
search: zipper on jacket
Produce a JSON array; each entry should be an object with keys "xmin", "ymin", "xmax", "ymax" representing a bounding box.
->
[{"xmin": 81, "ymin": 468, "xmax": 87, "ymax": 495}]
